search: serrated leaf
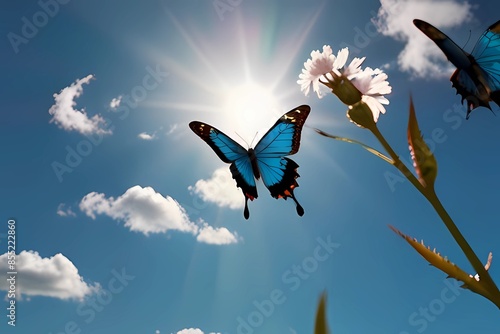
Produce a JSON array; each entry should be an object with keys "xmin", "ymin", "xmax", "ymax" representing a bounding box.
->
[
  {"xmin": 407, "ymin": 97, "xmax": 438, "ymax": 188},
  {"xmin": 314, "ymin": 292, "xmax": 330, "ymax": 334},
  {"xmin": 389, "ymin": 225, "xmax": 495, "ymax": 300}
]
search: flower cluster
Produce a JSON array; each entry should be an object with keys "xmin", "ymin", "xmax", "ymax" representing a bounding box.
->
[{"xmin": 298, "ymin": 45, "xmax": 391, "ymax": 127}]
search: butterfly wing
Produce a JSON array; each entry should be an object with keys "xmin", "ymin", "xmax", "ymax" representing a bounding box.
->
[
  {"xmin": 470, "ymin": 20, "xmax": 500, "ymax": 102},
  {"xmin": 189, "ymin": 121, "xmax": 257, "ymax": 219},
  {"xmin": 253, "ymin": 105, "xmax": 310, "ymax": 216},
  {"xmin": 413, "ymin": 19, "xmax": 472, "ymax": 69},
  {"xmin": 414, "ymin": 19, "xmax": 500, "ymax": 117}
]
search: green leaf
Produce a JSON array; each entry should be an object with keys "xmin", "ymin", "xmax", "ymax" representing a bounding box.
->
[
  {"xmin": 389, "ymin": 225, "xmax": 496, "ymax": 301},
  {"xmin": 314, "ymin": 292, "xmax": 330, "ymax": 334},
  {"xmin": 407, "ymin": 97, "xmax": 438, "ymax": 188},
  {"xmin": 314, "ymin": 128, "xmax": 394, "ymax": 165}
]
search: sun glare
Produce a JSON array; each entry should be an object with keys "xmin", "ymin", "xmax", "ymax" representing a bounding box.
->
[
  {"xmin": 148, "ymin": 5, "xmax": 324, "ymax": 149},
  {"xmin": 221, "ymin": 82, "xmax": 282, "ymax": 147}
]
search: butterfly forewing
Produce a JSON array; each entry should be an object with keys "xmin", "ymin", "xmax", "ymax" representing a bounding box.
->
[
  {"xmin": 413, "ymin": 19, "xmax": 471, "ymax": 70},
  {"xmin": 472, "ymin": 20, "xmax": 500, "ymax": 91},
  {"xmin": 189, "ymin": 122, "xmax": 246, "ymax": 163},
  {"xmin": 189, "ymin": 121, "xmax": 258, "ymax": 200},
  {"xmin": 254, "ymin": 105, "xmax": 310, "ymax": 157}
]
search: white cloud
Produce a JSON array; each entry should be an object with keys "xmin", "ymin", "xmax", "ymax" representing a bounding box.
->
[
  {"xmin": 0, "ymin": 251, "xmax": 99, "ymax": 301},
  {"xmin": 188, "ymin": 167, "xmax": 244, "ymax": 210},
  {"xmin": 79, "ymin": 186, "xmax": 240, "ymax": 244},
  {"xmin": 197, "ymin": 222, "xmax": 239, "ymax": 245},
  {"xmin": 57, "ymin": 203, "xmax": 76, "ymax": 217},
  {"xmin": 175, "ymin": 329, "xmax": 221, "ymax": 334},
  {"xmin": 176, "ymin": 329, "xmax": 203, "ymax": 334},
  {"xmin": 138, "ymin": 132, "xmax": 157, "ymax": 140},
  {"xmin": 109, "ymin": 95, "xmax": 122, "ymax": 109},
  {"xmin": 374, "ymin": 0, "xmax": 473, "ymax": 78},
  {"xmin": 49, "ymin": 75, "xmax": 111, "ymax": 135},
  {"xmin": 79, "ymin": 186, "xmax": 197, "ymax": 236}
]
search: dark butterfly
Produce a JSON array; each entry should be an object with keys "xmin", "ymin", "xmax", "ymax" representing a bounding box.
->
[
  {"xmin": 414, "ymin": 19, "xmax": 500, "ymax": 118},
  {"xmin": 189, "ymin": 105, "xmax": 310, "ymax": 219}
]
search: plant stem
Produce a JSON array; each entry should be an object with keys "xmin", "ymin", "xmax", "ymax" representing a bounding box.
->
[{"xmin": 369, "ymin": 124, "xmax": 500, "ymax": 308}]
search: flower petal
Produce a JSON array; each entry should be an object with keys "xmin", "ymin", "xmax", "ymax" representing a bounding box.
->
[{"xmin": 298, "ymin": 46, "xmax": 392, "ymax": 122}]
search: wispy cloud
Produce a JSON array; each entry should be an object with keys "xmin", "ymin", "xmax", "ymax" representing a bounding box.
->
[
  {"xmin": 138, "ymin": 132, "xmax": 157, "ymax": 140},
  {"xmin": 374, "ymin": 0, "xmax": 473, "ymax": 78},
  {"xmin": 49, "ymin": 75, "xmax": 112, "ymax": 135},
  {"xmin": 56, "ymin": 203, "xmax": 76, "ymax": 217},
  {"xmin": 188, "ymin": 167, "xmax": 243, "ymax": 210},
  {"xmin": 79, "ymin": 185, "xmax": 239, "ymax": 245},
  {"xmin": 166, "ymin": 124, "xmax": 178, "ymax": 136},
  {"xmin": 109, "ymin": 95, "xmax": 122, "ymax": 109},
  {"xmin": 0, "ymin": 251, "xmax": 99, "ymax": 301}
]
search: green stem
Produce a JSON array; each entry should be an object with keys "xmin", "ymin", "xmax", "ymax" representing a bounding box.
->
[{"xmin": 369, "ymin": 124, "xmax": 500, "ymax": 308}]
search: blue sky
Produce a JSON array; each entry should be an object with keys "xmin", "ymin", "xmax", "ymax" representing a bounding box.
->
[{"xmin": 2, "ymin": 0, "xmax": 500, "ymax": 333}]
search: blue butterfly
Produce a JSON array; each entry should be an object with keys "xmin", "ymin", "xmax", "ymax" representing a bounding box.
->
[
  {"xmin": 414, "ymin": 19, "xmax": 500, "ymax": 118},
  {"xmin": 189, "ymin": 105, "xmax": 310, "ymax": 219}
]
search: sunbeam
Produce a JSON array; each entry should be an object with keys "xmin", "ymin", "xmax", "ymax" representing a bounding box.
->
[{"xmin": 145, "ymin": 2, "xmax": 327, "ymax": 146}]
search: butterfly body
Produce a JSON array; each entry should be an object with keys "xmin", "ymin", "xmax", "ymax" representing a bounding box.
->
[
  {"xmin": 246, "ymin": 148, "xmax": 260, "ymax": 180},
  {"xmin": 414, "ymin": 19, "xmax": 500, "ymax": 118},
  {"xmin": 189, "ymin": 105, "xmax": 310, "ymax": 219}
]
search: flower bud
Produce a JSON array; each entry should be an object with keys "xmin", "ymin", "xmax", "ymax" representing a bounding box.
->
[
  {"xmin": 325, "ymin": 74, "xmax": 362, "ymax": 106},
  {"xmin": 346, "ymin": 101, "xmax": 376, "ymax": 129}
]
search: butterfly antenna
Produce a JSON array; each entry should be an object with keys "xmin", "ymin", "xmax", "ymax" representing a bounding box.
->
[
  {"xmin": 249, "ymin": 132, "xmax": 259, "ymax": 148},
  {"xmin": 463, "ymin": 29, "xmax": 472, "ymax": 49},
  {"xmin": 234, "ymin": 132, "xmax": 250, "ymax": 149}
]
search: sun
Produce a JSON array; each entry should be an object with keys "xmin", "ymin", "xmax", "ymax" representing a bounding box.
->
[
  {"xmin": 147, "ymin": 5, "xmax": 324, "ymax": 151},
  {"xmin": 221, "ymin": 82, "xmax": 282, "ymax": 147}
]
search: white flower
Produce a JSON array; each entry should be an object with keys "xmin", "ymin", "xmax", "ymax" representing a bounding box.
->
[
  {"xmin": 298, "ymin": 46, "xmax": 364, "ymax": 98},
  {"xmin": 343, "ymin": 56, "xmax": 366, "ymax": 79},
  {"xmin": 298, "ymin": 45, "xmax": 392, "ymax": 124},
  {"xmin": 351, "ymin": 67, "xmax": 392, "ymax": 122},
  {"xmin": 298, "ymin": 45, "xmax": 335, "ymax": 98}
]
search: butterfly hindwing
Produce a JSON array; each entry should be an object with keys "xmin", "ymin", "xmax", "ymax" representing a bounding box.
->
[
  {"xmin": 189, "ymin": 121, "xmax": 258, "ymax": 208},
  {"xmin": 413, "ymin": 19, "xmax": 500, "ymax": 118}
]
